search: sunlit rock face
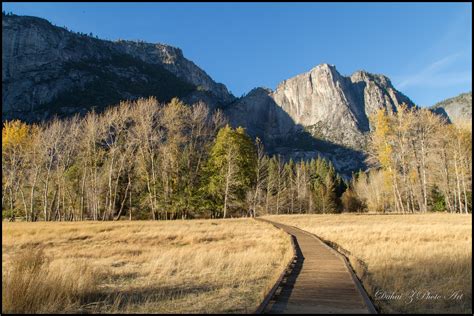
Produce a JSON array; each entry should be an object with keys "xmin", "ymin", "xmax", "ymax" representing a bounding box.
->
[
  {"xmin": 228, "ymin": 64, "xmax": 414, "ymax": 149},
  {"xmin": 225, "ymin": 64, "xmax": 415, "ymax": 175}
]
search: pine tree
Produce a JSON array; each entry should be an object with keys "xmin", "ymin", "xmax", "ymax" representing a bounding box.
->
[{"xmin": 205, "ymin": 125, "xmax": 256, "ymax": 218}]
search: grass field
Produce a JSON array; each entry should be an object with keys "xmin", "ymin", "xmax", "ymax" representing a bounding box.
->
[
  {"xmin": 2, "ymin": 219, "xmax": 292, "ymax": 314},
  {"xmin": 264, "ymin": 213, "xmax": 472, "ymax": 314}
]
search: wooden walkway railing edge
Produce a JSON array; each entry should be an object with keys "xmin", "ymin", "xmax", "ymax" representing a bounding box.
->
[{"xmin": 253, "ymin": 218, "xmax": 297, "ymax": 314}]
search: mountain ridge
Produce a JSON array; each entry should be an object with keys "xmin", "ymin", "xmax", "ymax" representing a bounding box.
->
[
  {"xmin": 3, "ymin": 13, "xmax": 470, "ymax": 176},
  {"xmin": 2, "ymin": 12, "xmax": 234, "ymax": 121}
]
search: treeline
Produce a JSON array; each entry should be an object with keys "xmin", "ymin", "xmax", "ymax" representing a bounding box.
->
[
  {"xmin": 345, "ymin": 105, "xmax": 472, "ymax": 214},
  {"xmin": 2, "ymin": 97, "xmax": 344, "ymax": 221},
  {"xmin": 2, "ymin": 99, "xmax": 471, "ymax": 221}
]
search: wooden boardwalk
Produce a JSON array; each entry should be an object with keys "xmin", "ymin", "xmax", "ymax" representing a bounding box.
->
[{"xmin": 257, "ymin": 219, "xmax": 376, "ymax": 314}]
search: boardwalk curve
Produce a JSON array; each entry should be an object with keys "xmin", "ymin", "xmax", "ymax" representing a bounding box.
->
[{"xmin": 256, "ymin": 218, "xmax": 377, "ymax": 314}]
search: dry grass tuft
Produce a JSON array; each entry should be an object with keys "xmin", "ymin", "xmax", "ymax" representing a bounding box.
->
[
  {"xmin": 2, "ymin": 246, "xmax": 100, "ymax": 313},
  {"xmin": 2, "ymin": 219, "xmax": 292, "ymax": 313},
  {"xmin": 264, "ymin": 213, "xmax": 472, "ymax": 314}
]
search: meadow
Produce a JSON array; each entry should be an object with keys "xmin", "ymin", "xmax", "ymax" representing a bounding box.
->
[
  {"xmin": 3, "ymin": 214, "xmax": 471, "ymax": 314},
  {"xmin": 2, "ymin": 219, "xmax": 292, "ymax": 314},
  {"xmin": 264, "ymin": 213, "xmax": 472, "ymax": 314}
]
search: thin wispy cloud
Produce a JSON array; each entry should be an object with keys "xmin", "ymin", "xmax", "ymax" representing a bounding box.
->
[{"xmin": 397, "ymin": 52, "xmax": 471, "ymax": 89}]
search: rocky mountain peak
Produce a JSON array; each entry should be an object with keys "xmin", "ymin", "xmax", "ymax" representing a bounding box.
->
[
  {"xmin": 275, "ymin": 63, "xmax": 340, "ymax": 93},
  {"xmin": 350, "ymin": 70, "xmax": 391, "ymax": 87},
  {"xmin": 309, "ymin": 63, "xmax": 337, "ymax": 73},
  {"xmin": 312, "ymin": 63, "xmax": 338, "ymax": 73},
  {"xmin": 247, "ymin": 87, "xmax": 273, "ymax": 97}
]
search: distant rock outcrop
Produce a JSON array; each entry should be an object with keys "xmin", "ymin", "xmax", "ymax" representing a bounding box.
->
[{"xmin": 430, "ymin": 91, "xmax": 472, "ymax": 125}]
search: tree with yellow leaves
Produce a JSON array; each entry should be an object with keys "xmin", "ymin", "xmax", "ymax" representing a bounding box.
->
[
  {"xmin": 368, "ymin": 107, "xmax": 401, "ymax": 213},
  {"xmin": 358, "ymin": 104, "xmax": 471, "ymax": 214},
  {"xmin": 2, "ymin": 120, "xmax": 31, "ymax": 219}
]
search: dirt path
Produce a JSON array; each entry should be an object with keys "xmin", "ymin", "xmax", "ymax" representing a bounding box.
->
[{"xmin": 257, "ymin": 218, "xmax": 376, "ymax": 314}]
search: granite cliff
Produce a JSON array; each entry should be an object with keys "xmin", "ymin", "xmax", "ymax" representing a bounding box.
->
[
  {"xmin": 226, "ymin": 64, "xmax": 415, "ymax": 150},
  {"xmin": 224, "ymin": 64, "xmax": 415, "ymax": 174},
  {"xmin": 2, "ymin": 13, "xmax": 234, "ymax": 121}
]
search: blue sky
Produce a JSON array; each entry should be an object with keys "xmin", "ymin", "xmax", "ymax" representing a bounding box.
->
[{"xmin": 3, "ymin": 2, "xmax": 472, "ymax": 106}]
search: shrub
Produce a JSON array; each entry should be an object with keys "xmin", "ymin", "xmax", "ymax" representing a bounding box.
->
[
  {"xmin": 341, "ymin": 188, "xmax": 365, "ymax": 212},
  {"xmin": 430, "ymin": 186, "xmax": 446, "ymax": 212}
]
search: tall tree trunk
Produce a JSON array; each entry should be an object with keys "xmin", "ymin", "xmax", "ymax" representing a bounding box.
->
[
  {"xmin": 129, "ymin": 188, "xmax": 133, "ymax": 220},
  {"xmin": 43, "ymin": 157, "xmax": 53, "ymax": 221},
  {"xmin": 420, "ymin": 137, "xmax": 428, "ymax": 213},
  {"xmin": 454, "ymin": 156, "xmax": 463, "ymax": 213},
  {"xmin": 19, "ymin": 189, "xmax": 28, "ymax": 221},
  {"xmin": 441, "ymin": 147, "xmax": 453, "ymax": 212},
  {"xmin": 114, "ymin": 174, "xmax": 131, "ymax": 221}
]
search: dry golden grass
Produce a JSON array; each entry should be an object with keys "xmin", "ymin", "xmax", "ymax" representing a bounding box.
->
[
  {"xmin": 2, "ymin": 246, "xmax": 100, "ymax": 313},
  {"xmin": 2, "ymin": 219, "xmax": 292, "ymax": 314},
  {"xmin": 264, "ymin": 213, "xmax": 472, "ymax": 314}
]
